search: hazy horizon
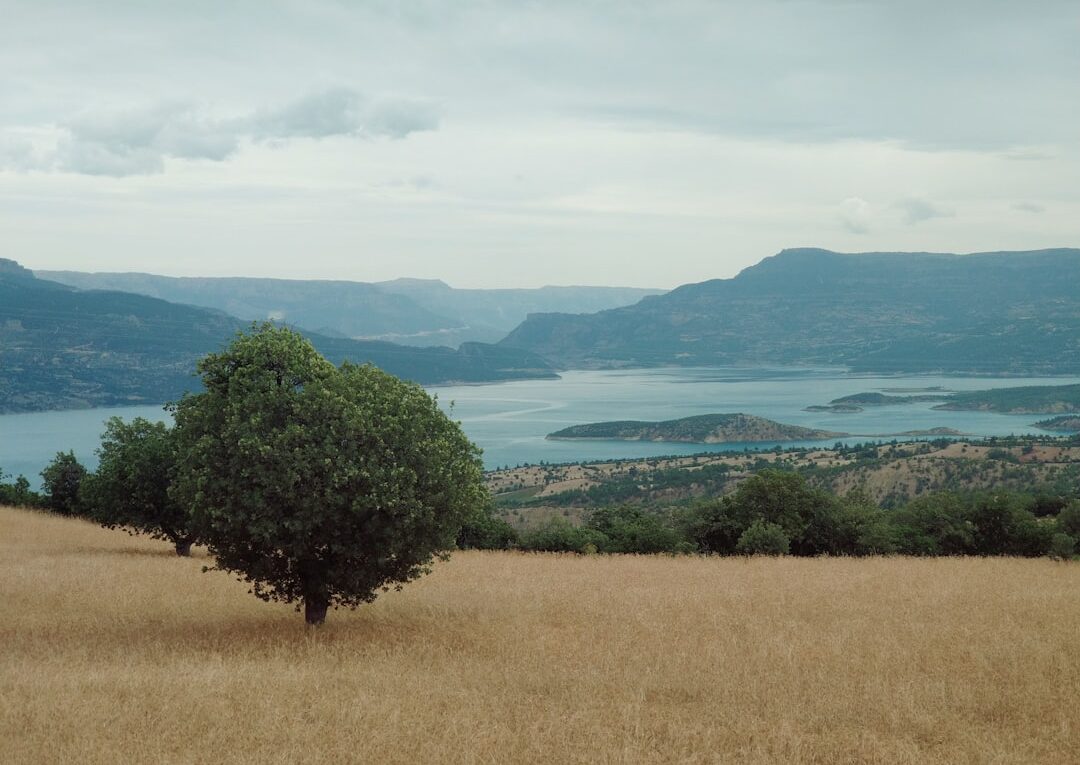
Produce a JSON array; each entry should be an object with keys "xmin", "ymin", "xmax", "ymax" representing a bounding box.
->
[{"xmin": 2, "ymin": 1, "xmax": 1078, "ymax": 288}]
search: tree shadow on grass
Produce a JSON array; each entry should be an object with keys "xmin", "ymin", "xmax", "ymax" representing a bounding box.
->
[{"xmin": 62, "ymin": 545, "xmax": 209, "ymax": 559}]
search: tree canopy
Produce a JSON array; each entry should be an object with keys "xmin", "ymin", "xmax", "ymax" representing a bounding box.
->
[
  {"xmin": 40, "ymin": 451, "xmax": 86, "ymax": 517},
  {"xmin": 172, "ymin": 324, "xmax": 486, "ymax": 624},
  {"xmin": 81, "ymin": 417, "xmax": 194, "ymax": 556}
]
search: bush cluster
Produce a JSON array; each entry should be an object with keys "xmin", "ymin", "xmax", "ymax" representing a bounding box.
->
[{"xmin": 469, "ymin": 470, "xmax": 1079, "ymax": 559}]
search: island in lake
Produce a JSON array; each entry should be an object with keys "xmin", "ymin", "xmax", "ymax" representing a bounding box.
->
[
  {"xmin": 875, "ymin": 427, "xmax": 969, "ymax": 437},
  {"xmin": 547, "ymin": 413, "xmax": 847, "ymax": 444},
  {"xmin": 1034, "ymin": 416, "xmax": 1080, "ymax": 433},
  {"xmin": 804, "ymin": 404, "xmax": 864, "ymax": 413},
  {"xmin": 829, "ymin": 392, "xmax": 953, "ymax": 406}
]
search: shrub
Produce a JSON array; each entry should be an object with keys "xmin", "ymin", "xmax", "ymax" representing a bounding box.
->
[
  {"xmin": 735, "ymin": 521, "xmax": 790, "ymax": 556},
  {"xmin": 1050, "ymin": 533, "xmax": 1076, "ymax": 561},
  {"xmin": 0, "ymin": 471, "xmax": 40, "ymax": 508},
  {"xmin": 519, "ymin": 518, "xmax": 608, "ymax": 553},
  {"xmin": 1057, "ymin": 501, "xmax": 1080, "ymax": 538},
  {"xmin": 585, "ymin": 505, "xmax": 686, "ymax": 554},
  {"xmin": 457, "ymin": 504, "xmax": 520, "ymax": 550}
]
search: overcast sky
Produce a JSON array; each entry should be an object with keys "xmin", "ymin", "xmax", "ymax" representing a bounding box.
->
[{"xmin": 1, "ymin": 1, "xmax": 1077, "ymax": 288}]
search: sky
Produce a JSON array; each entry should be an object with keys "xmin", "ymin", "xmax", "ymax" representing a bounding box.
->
[{"xmin": 1, "ymin": 0, "xmax": 1077, "ymax": 289}]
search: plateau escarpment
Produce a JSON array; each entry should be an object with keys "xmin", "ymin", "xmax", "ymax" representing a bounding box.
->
[{"xmin": 500, "ymin": 248, "xmax": 1080, "ymax": 375}]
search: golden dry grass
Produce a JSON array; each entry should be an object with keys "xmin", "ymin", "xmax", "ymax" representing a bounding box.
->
[{"xmin": 3, "ymin": 505, "xmax": 1080, "ymax": 764}]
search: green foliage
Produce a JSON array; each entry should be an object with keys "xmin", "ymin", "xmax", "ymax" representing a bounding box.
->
[
  {"xmin": 735, "ymin": 521, "xmax": 790, "ymax": 556},
  {"xmin": 724, "ymin": 470, "xmax": 835, "ymax": 553},
  {"xmin": 457, "ymin": 504, "xmax": 520, "ymax": 550},
  {"xmin": 519, "ymin": 518, "xmax": 608, "ymax": 553},
  {"xmin": 0, "ymin": 470, "xmax": 41, "ymax": 508},
  {"xmin": 40, "ymin": 451, "xmax": 87, "ymax": 516},
  {"xmin": 585, "ymin": 505, "xmax": 689, "ymax": 554},
  {"xmin": 964, "ymin": 492, "xmax": 1053, "ymax": 557},
  {"xmin": 887, "ymin": 493, "xmax": 974, "ymax": 555},
  {"xmin": 81, "ymin": 417, "xmax": 194, "ymax": 555},
  {"xmin": 686, "ymin": 497, "xmax": 744, "ymax": 555},
  {"xmin": 172, "ymin": 324, "xmax": 486, "ymax": 625},
  {"xmin": 1056, "ymin": 501, "xmax": 1080, "ymax": 538},
  {"xmin": 1050, "ymin": 533, "xmax": 1076, "ymax": 561}
]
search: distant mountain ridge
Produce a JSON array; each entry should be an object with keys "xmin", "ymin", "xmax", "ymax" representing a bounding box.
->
[
  {"xmin": 1, "ymin": 260, "xmax": 556, "ymax": 414},
  {"xmin": 499, "ymin": 248, "xmax": 1080, "ymax": 375},
  {"xmin": 37, "ymin": 270, "xmax": 662, "ymax": 347}
]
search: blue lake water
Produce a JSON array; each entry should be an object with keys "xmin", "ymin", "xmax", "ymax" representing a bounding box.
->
[{"xmin": 2, "ymin": 367, "xmax": 1078, "ymax": 485}]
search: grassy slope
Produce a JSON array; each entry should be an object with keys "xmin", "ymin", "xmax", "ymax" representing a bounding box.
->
[{"xmin": 3, "ymin": 506, "xmax": 1080, "ymax": 763}]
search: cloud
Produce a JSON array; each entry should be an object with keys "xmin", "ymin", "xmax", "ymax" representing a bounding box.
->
[
  {"xmin": 0, "ymin": 135, "xmax": 47, "ymax": 172},
  {"xmin": 838, "ymin": 197, "xmax": 871, "ymax": 234},
  {"xmin": 248, "ymin": 89, "xmax": 437, "ymax": 142},
  {"xmin": 893, "ymin": 196, "xmax": 953, "ymax": 225},
  {"xmin": 1011, "ymin": 201, "xmax": 1045, "ymax": 213},
  {"xmin": 3, "ymin": 89, "xmax": 439, "ymax": 177}
]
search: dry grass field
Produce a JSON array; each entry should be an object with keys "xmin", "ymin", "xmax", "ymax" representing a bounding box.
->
[{"xmin": 3, "ymin": 505, "xmax": 1080, "ymax": 764}]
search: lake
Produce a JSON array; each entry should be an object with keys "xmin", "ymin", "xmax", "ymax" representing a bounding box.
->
[{"xmin": 2, "ymin": 367, "xmax": 1078, "ymax": 485}]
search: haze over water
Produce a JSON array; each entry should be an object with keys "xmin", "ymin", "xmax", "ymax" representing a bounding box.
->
[{"xmin": 4, "ymin": 367, "xmax": 1077, "ymax": 485}]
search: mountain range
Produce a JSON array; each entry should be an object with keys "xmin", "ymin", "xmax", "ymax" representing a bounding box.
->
[
  {"xmin": 37, "ymin": 270, "xmax": 661, "ymax": 347},
  {"xmin": 499, "ymin": 248, "xmax": 1080, "ymax": 375},
  {"xmin": 0, "ymin": 260, "xmax": 556, "ymax": 414}
]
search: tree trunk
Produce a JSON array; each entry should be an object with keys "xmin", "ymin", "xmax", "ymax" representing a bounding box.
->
[
  {"xmin": 174, "ymin": 539, "xmax": 193, "ymax": 557},
  {"xmin": 304, "ymin": 593, "xmax": 329, "ymax": 626}
]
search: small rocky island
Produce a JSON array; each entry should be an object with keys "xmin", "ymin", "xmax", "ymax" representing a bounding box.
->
[
  {"xmin": 547, "ymin": 413, "xmax": 847, "ymax": 444},
  {"xmin": 804, "ymin": 404, "xmax": 864, "ymax": 413},
  {"xmin": 878, "ymin": 427, "xmax": 968, "ymax": 437}
]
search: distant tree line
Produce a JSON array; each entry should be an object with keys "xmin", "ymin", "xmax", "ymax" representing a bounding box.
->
[{"xmin": 460, "ymin": 470, "xmax": 1080, "ymax": 560}]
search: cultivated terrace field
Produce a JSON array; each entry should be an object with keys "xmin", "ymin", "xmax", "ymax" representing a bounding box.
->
[{"xmin": 3, "ymin": 506, "xmax": 1080, "ymax": 764}]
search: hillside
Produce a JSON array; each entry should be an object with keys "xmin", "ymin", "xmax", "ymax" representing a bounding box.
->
[
  {"xmin": 488, "ymin": 438, "xmax": 1080, "ymax": 512},
  {"xmin": 1036, "ymin": 416, "xmax": 1080, "ymax": 432},
  {"xmin": 547, "ymin": 413, "xmax": 845, "ymax": 443},
  {"xmin": 375, "ymin": 279, "xmax": 664, "ymax": 344},
  {"xmin": 499, "ymin": 248, "xmax": 1080, "ymax": 374},
  {"xmin": 38, "ymin": 271, "xmax": 661, "ymax": 347},
  {"xmin": 0, "ymin": 260, "xmax": 556, "ymax": 413},
  {"xmin": 931, "ymin": 383, "xmax": 1080, "ymax": 413}
]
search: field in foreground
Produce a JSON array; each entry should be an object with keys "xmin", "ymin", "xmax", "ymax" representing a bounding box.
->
[{"xmin": 2, "ymin": 506, "xmax": 1079, "ymax": 764}]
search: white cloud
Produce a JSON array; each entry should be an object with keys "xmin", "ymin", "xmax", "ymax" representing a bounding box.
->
[
  {"xmin": 838, "ymin": 197, "xmax": 871, "ymax": 234},
  {"xmin": 3, "ymin": 89, "xmax": 439, "ymax": 177},
  {"xmin": 893, "ymin": 196, "xmax": 953, "ymax": 225}
]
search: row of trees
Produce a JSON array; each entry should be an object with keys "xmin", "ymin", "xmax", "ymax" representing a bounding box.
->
[
  {"xmin": 6, "ymin": 325, "xmax": 486, "ymax": 625},
  {"xmin": 462, "ymin": 471, "xmax": 1080, "ymax": 560}
]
